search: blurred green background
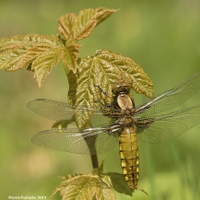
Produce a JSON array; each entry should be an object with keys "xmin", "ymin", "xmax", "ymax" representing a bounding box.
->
[{"xmin": 0, "ymin": 0, "xmax": 200, "ymax": 200}]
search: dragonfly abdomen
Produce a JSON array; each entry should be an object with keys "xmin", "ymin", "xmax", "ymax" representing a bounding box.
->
[{"xmin": 119, "ymin": 126, "xmax": 139, "ymax": 191}]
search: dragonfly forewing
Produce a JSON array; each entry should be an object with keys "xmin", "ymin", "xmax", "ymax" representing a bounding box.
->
[
  {"xmin": 28, "ymin": 98, "xmax": 111, "ymax": 128},
  {"xmin": 137, "ymin": 104, "xmax": 200, "ymax": 143},
  {"xmin": 27, "ymin": 98, "xmax": 75, "ymax": 121},
  {"xmin": 136, "ymin": 71, "xmax": 200, "ymax": 117}
]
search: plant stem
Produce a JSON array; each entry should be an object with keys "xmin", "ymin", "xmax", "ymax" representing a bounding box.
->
[
  {"xmin": 84, "ymin": 134, "xmax": 99, "ymax": 168},
  {"xmin": 90, "ymin": 154, "xmax": 99, "ymax": 168}
]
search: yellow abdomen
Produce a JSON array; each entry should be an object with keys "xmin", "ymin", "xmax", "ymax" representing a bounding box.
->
[{"xmin": 119, "ymin": 126, "xmax": 139, "ymax": 191}]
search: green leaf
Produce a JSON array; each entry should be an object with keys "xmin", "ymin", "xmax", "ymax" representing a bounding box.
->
[
  {"xmin": 94, "ymin": 49, "xmax": 154, "ymax": 98},
  {"xmin": 105, "ymin": 172, "xmax": 132, "ymax": 196},
  {"xmin": 51, "ymin": 174, "xmax": 116, "ymax": 200},
  {"xmin": 0, "ymin": 34, "xmax": 57, "ymax": 52},
  {"xmin": 74, "ymin": 8, "xmax": 118, "ymax": 41},
  {"xmin": 31, "ymin": 45, "xmax": 63, "ymax": 88},
  {"xmin": 0, "ymin": 34, "xmax": 64, "ymax": 87},
  {"xmin": 57, "ymin": 8, "xmax": 118, "ymax": 42},
  {"xmin": 0, "ymin": 35, "xmax": 57, "ymax": 71},
  {"xmin": 74, "ymin": 49, "xmax": 154, "ymax": 128},
  {"xmin": 22, "ymin": 45, "xmax": 57, "ymax": 71},
  {"xmin": 58, "ymin": 13, "xmax": 77, "ymax": 43},
  {"xmin": 0, "ymin": 48, "xmax": 27, "ymax": 71},
  {"xmin": 61, "ymin": 43, "xmax": 81, "ymax": 73}
]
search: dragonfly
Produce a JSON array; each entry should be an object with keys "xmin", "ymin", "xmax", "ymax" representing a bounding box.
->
[{"xmin": 27, "ymin": 71, "xmax": 200, "ymax": 193}]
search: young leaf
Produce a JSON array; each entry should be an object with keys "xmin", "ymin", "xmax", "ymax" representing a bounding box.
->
[
  {"xmin": 61, "ymin": 43, "xmax": 81, "ymax": 73},
  {"xmin": 95, "ymin": 49, "xmax": 154, "ymax": 98},
  {"xmin": 0, "ymin": 35, "xmax": 57, "ymax": 71},
  {"xmin": 0, "ymin": 34, "xmax": 63, "ymax": 87},
  {"xmin": 74, "ymin": 49, "xmax": 154, "ymax": 128},
  {"xmin": 31, "ymin": 45, "xmax": 63, "ymax": 88},
  {"xmin": 58, "ymin": 8, "xmax": 118, "ymax": 43},
  {"xmin": 0, "ymin": 48, "xmax": 27, "ymax": 71},
  {"xmin": 58, "ymin": 13, "xmax": 77, "ymax": 43},
  {"xmin": 74, "ymin": 8, "xmax": 97, "ymax": 41},
  {"xmin": 51, "ymin": 174, "xmax": 116, "ymax": 200},
  {"xmin": 21, "ymin": 45, "xmax": 57, "ymax": 71},
  {"xmin": 74, "ymin": 8, "xmax": 118, "ymax": 41},
  {"xmin": 0, "ymin": 34, "xmax": 57, "ymax": 52}
]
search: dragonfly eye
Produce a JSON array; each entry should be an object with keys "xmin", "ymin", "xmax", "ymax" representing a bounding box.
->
[{"xmin": 112, "ymin": 81, "xmax": 131, "ymax": 95}]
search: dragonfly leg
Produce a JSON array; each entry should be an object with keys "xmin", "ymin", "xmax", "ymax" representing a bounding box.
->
[
  {"xmin": 94, "ymin": 99, "xmax": 111, "ymax": 108},
  {"xmin": 94, "ymin": 84, "xmax": 112, "ymax": 98},
  {"xmin": 135, "ymin": 118, "xmax": 155, "ymax": 131},
  {"xmin": 94, "ymin": 84, "xmax": 114, "ymax": 114},
  {"xmin": 105, "ymin": 124, "xmax": 121, "ymax": 136}
]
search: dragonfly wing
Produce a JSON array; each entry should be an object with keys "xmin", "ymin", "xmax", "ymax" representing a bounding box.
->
[
  {"xmin": 27, "ymin": 99, "xmax": 109, "ymax": 127},
  {"xmin": 31, "ymin": 127, "xmax": 118, "ymax": 154},
  {"xmin": 90, "ymin": 111, "xmax": 110, "ymax": 127},
  {"xmin": 136, "ymin": 72, "xmax": 200, "ymax": 117},
  {"xmin": 27, "ymin": 98, "xmax": 74, "ymax": 121},
  {"xmin": 137, "ymin": 104, "xmax": 200, "ymax": 143}
]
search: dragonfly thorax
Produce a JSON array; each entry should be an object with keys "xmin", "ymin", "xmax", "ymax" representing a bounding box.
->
[{"xmin": 117, "ymin": 94, "xmax": 134, "ymax": 111}]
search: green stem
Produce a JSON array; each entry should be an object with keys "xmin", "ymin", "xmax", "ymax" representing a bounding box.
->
[
  {"xmin": 84, "ymin": 134, "xmax": 99, "ymax": 168},
  {"xmin": 90, "ymin": 154, "xmax": 99, "ymax": 168}
]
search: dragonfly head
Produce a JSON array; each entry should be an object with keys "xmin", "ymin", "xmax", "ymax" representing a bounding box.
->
[{"xmin": 112, "ymin": 80, "xmax": 131, "ymax": 96}]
